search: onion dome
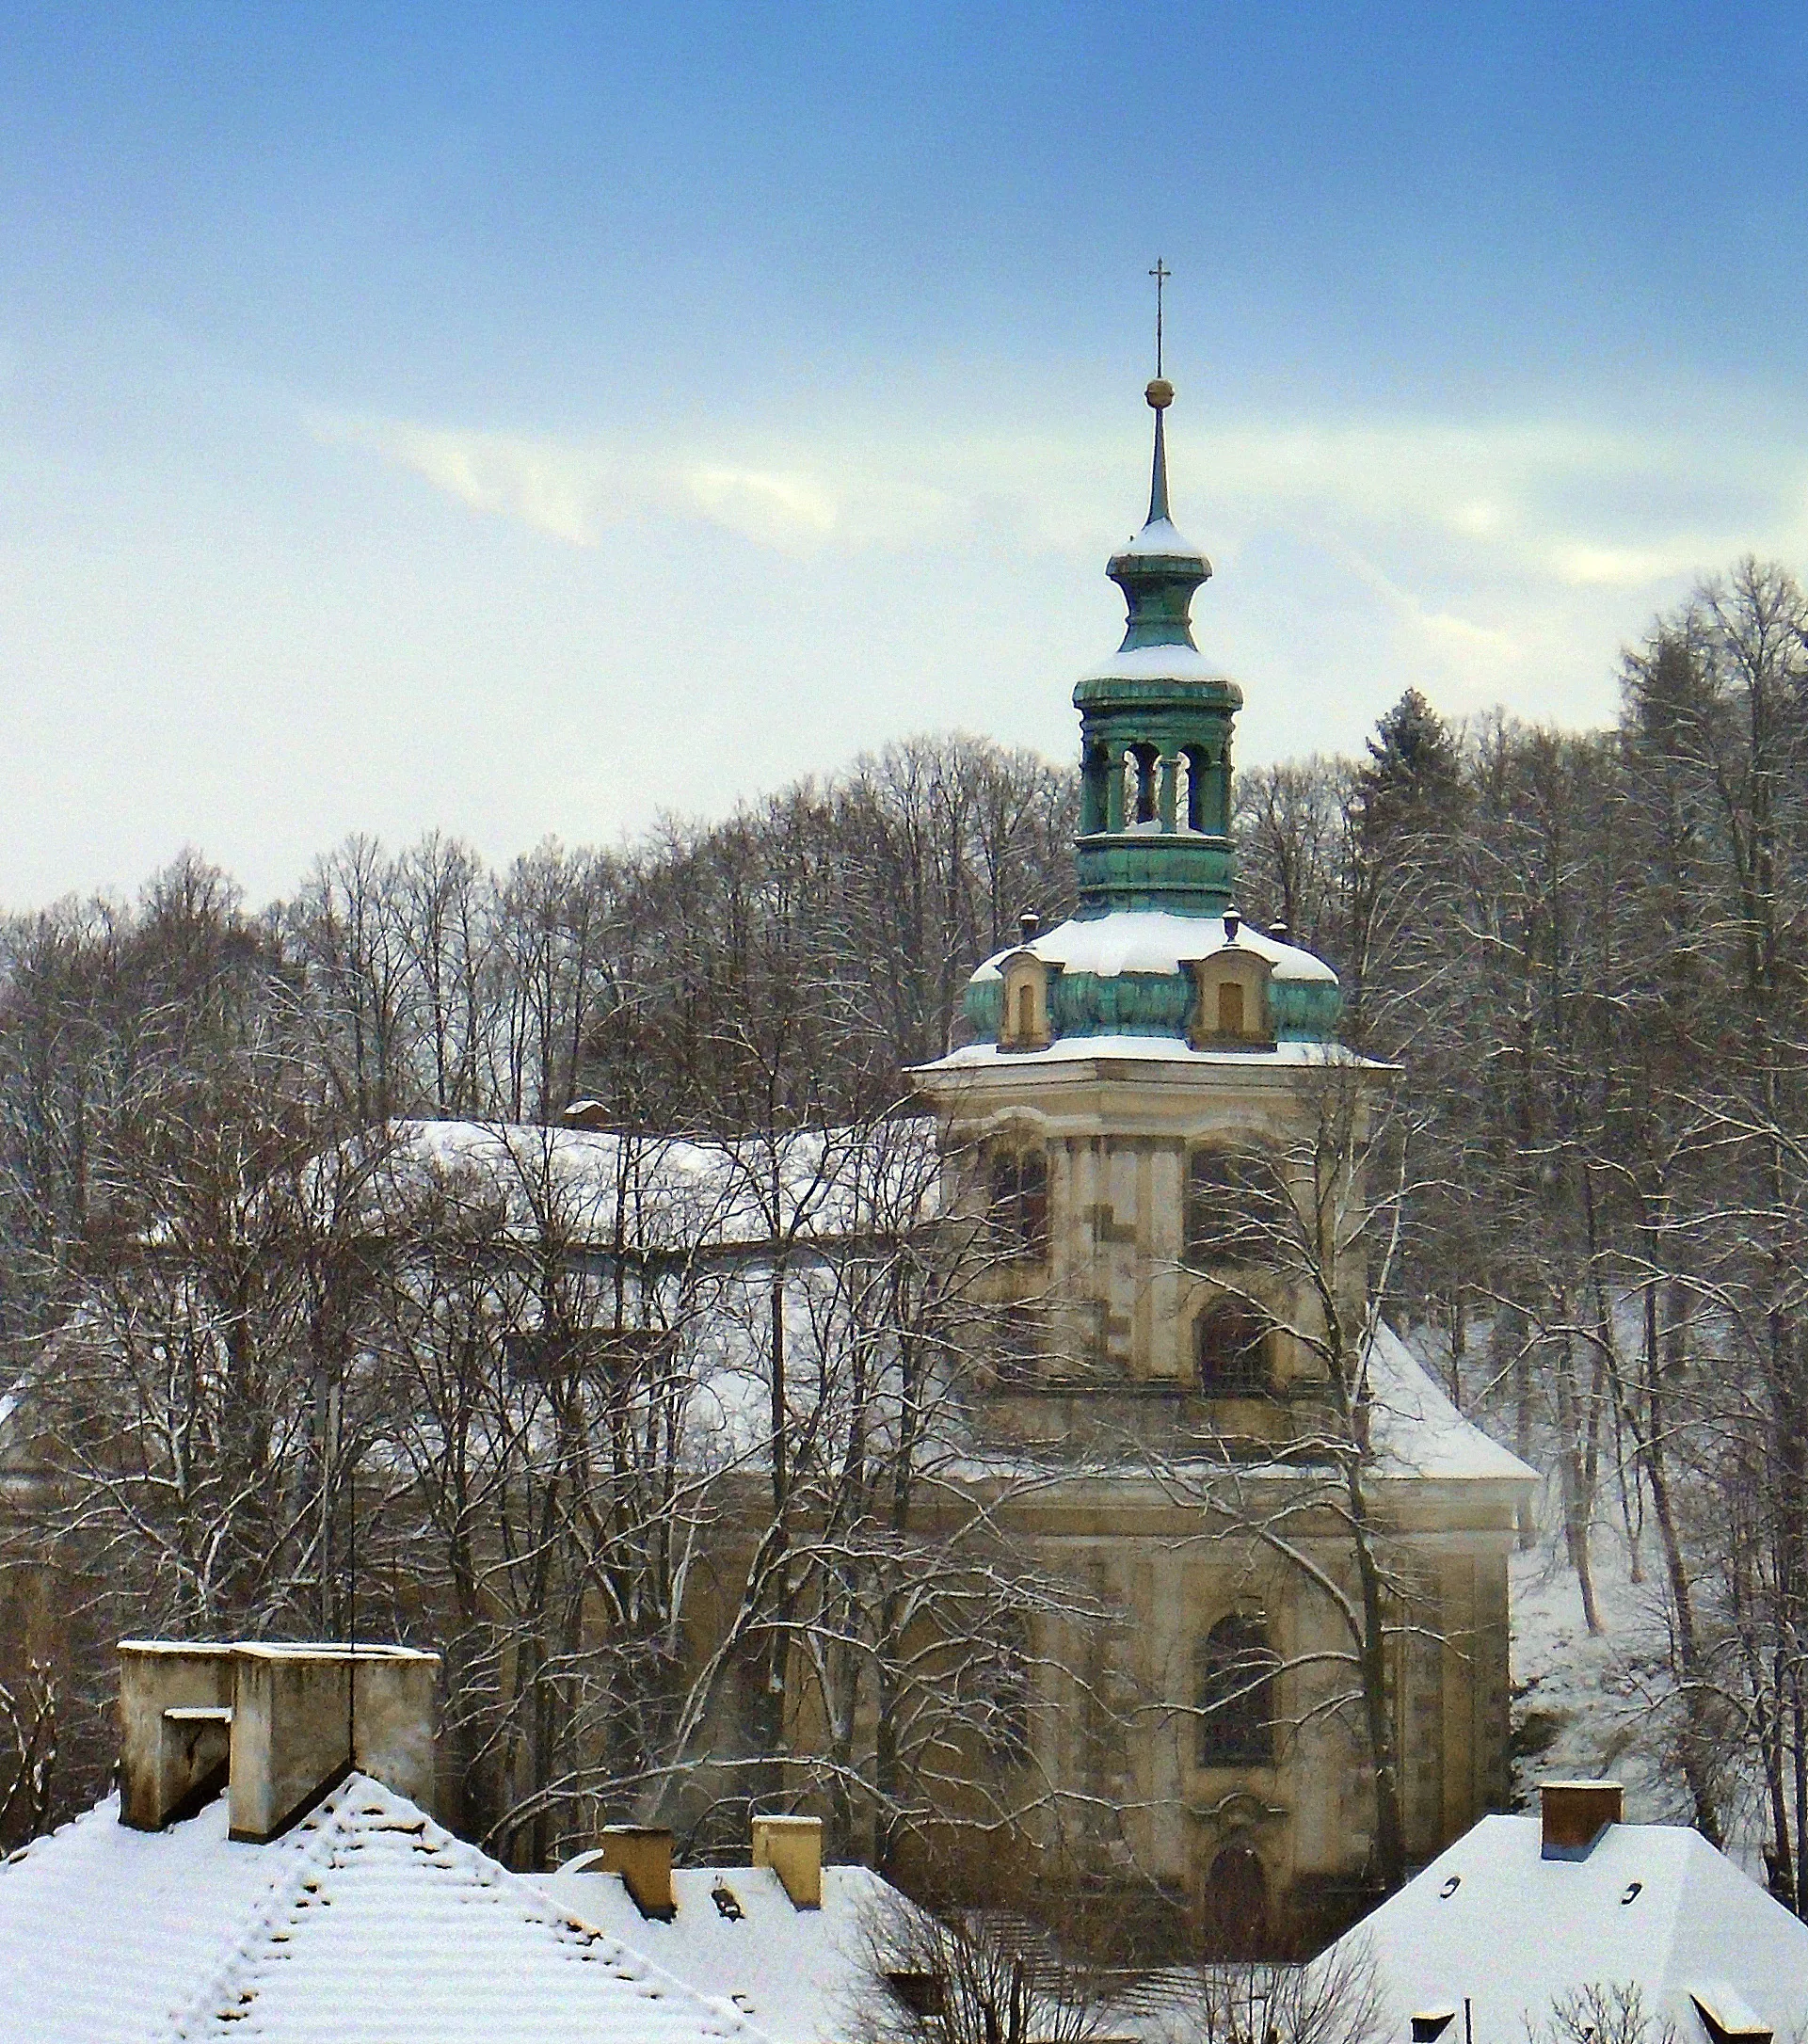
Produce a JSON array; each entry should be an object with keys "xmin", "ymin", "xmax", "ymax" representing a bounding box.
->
[{"xmin": 957, "ymin": 367, "xmax": 1343, "ymax": 1056}]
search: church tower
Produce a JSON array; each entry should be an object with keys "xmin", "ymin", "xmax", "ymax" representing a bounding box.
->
[{"xmin": 912, "ymin": 356, "xmax": 1528, "ymax": 1953}]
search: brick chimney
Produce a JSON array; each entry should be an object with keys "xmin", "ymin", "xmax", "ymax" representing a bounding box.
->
[
  {"xmin": 117, "ymin": 1640, "xmax": 440, "ymax": 1842},
  {"xmin": 596, "ymin": 1825, "xmax": 676, "ymax": 1919},
  {"xmin": 1541, "ymin": 1779, "xmax": 1624, "ymax": 1860},
  {"xmin": 752, "ymin": 1813, "xmax": 822, "ymax": 1909}
]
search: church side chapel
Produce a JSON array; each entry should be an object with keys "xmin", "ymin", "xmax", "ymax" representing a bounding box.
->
[{"xmin": 910, "ymin": 339, "xmax": 1531, "ymax": 1950}]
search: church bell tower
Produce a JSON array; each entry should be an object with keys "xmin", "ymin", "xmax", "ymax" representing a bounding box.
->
[{"xmin": 907, "ymin": 328, "xmax": 1523, "ymax": 1946}]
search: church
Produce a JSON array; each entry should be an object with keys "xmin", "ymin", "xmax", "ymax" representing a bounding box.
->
[
  {"xmin": 0, "ymin": 348, "xmax": 1533, "ymax": 1967},
  {"xmin": 905, "ymin": 363, "xmax": 1531, "ymax": 1950}
]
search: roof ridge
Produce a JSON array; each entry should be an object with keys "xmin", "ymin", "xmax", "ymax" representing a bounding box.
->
[
  {"xmin": 162, "ymin": 1773, "xmax": 370, "ymax": 2039},
  {"xmin": 162, "ymin": 1772, "xmax": 774, "ymax": 2043},
  {"xmin": 0, "ymin": 1785, "xmax": 120, "ymax": 1875}
]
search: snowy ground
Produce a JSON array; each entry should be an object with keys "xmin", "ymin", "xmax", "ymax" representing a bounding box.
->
[
  {"xmin": 1505, "ymin": 1473, "xmax": 1778, "ymax": 1879},
  {"xmin": 1508, "ymin": 1491, "xmax": 1682, "ymax": 1823}
]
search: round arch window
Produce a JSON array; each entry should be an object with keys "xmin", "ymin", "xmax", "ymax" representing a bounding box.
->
[{"xmin": 1194, "ymin": 1614, "xmax": 1278, "ymax": 1767}]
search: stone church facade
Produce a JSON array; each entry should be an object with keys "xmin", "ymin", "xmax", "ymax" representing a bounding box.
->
[{"xmin": 909, "ymin": 372, "xmax": 1530, "ymax": 1949}]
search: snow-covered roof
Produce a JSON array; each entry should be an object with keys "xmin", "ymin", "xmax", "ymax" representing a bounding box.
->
[
  {"xmin": 535, "ymin": 1863, "xmax": 912, "ymax": 2044},
  {"xmin": 966, "ymin": 912, "xmax": 1337, "ymax": 987},
  {"xmin": 1322, "ymin": 1812, "xmax": 1808, "ymax": 2039},
  {"xmin": 1364, "ymin": 1323, "xmax": 1536, "ymax": 1486},
  {"xmin": 1078, "ymin": 645, "xmax": 1223, "ymax": 683},
  {"xmin": 376, "ymin": 1118, "xmax": 938, "ymax": 1252},
  {"xmin": 921, "ymin": 1033, "xmax": 1366, "ymax": 1075},
  {"xmin": 0, "ymin": 1778, "xmax": 767, "ymax": 2044}
]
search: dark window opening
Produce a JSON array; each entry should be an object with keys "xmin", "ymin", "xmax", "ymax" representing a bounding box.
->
[
  {"xmin": 1195, "ymin": 1616, "xmax": 1278, "ymax": 1767},
  {"xmin": 887, "ymin": 1974, "xmax": 945, "ymax": 2020},
  {"xmin": 1186, "ymin": 1150, "xmax": 1289, "ymax": 1266},
  {"xmin": 504, "ymin": 1325, "xmax": 675, "ymax": 1386},
  {"xmin": 1194, "ymin": 1298, "xmax": 1272, "ymax": 1395},
  {"xmin": 1132, "ymin": 743, "xmax": 1160, "ymax": 824},
  {"xmin": 1015, "ymin": 982, "xmax": 1037, "ymax": 1042},
  {"xmin": 1217, "ymin": 981, "xmax": 1245, "ymax": 1037},
  {"xmin": 1080, "ymin": 744, "xmax": 1110, "ymax": 834},
  {"xmin": 990, "ymin": 1148, "xmax": 1048, "ymax": 1259}
]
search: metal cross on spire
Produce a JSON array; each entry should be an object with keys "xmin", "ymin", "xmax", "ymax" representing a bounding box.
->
[{"xmin": 1149, "ymin": 258, "xmax": 1170, "ymax": 376}]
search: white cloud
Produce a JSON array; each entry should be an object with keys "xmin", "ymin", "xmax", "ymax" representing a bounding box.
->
[
  {"xmin": 320, "ymin": 400, "xmax": 1808, "ymax": 597},
  {"xmin": 313, "ymin": 415, "xmax": 623, "ymax": 547},
  {"xmin": 683, "ymin": 464, "xmax": 837, "ymax": 545},
  {"xmin": 304, "ymin": 392, "xmax": 1808, "ymax": 763}
]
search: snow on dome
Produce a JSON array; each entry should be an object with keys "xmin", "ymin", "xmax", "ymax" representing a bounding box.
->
[
  {"xmin": 968, "ymin": 910, "xmax": 1338, "ymax": 987},
  {"xmin": 925, "ymin": 1033, "xmax": 1361, "ymax": 1072},
  {"xmin": 1111, "ymin": 516, "xmax": 1208, "ymax": 563},
  {"xmin": 1077, "ymin": 643, "xmax": 1222, "ymax": 685}
]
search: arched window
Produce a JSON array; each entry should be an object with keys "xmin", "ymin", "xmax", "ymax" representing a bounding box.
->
[
  {"xmin": 1080, "ymin": 743, "xmax": 1111, "ymax": 835},
  {"xmin": 1131, "ymin": 743, "xmax": 1160, "ymax": 824},
  {"xmin": 1194, "ymin": 1615, "xmax": 1277, "ymax": 1767},
  {"xmin": 989, "ymin": 1147, "xmax": 1048, "ymax": 1259},
  {"xmin": 1184, "ymin": 746, "xmax": 1209, "ymax": 832},
  {"xmin": 1016, "ymin": 982, "xmax": 1036, "ymax": 1042},
  {"xmin": 1194, "ymin": 1297, "xmax": 1272, "ymax": 1394},
  {"xmin": 1186, "ymin": 1150, "xmax": 1289, "ymax": 1266}
]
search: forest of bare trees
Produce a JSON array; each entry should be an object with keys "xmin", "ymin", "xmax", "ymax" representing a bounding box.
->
[{"xmin": 2, "ymin": 559, "xmax": 1807, "ymax": 1920}]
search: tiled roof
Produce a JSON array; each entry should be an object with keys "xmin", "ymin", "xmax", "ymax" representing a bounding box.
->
[
  {"xmin": 535, "ymin": 1862, "xmax": 909, "ymax": 2044},
  {"xmin": 0, "ymin": 1776, "xmax": 767, "ymax": 2044}
]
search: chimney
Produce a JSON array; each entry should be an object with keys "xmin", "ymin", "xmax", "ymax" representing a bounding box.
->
[
  {"xmin": 229, "ymin": 1643, "xmax": 440, "ymax": 1843},
  {"xmin": 752, "ymin": 1812, "xmax": 822, "ymax": 1909},
  {"xmin": 117, "ymin": 1638, "xmax": 440, "ymax": 1841},
  {"xmin": 596, "ymin": 1825, "xmax": 676, "ymax": 1919},
  {"xmin": 1541, "ymin": 1779, "xmax": 1623, "ymax": 1860},
  {"xmin": 118, "ymin": 1641, "xmax": 235, "ymax": 1830}
]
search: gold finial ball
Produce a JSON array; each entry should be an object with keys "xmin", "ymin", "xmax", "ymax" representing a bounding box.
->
[{"xmin": 1145, "ymin": 376, "xmax": 1174, "ymax": 410}]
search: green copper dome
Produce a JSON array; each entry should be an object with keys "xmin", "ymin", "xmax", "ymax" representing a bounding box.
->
[{"xmin": 956, "ymin": 373, "xmax": 1343, "ymax": 1054}]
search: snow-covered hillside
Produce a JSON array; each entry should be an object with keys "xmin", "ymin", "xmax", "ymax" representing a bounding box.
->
[{"xmin": 1509, "ymin": 1510, "xmax": 1680, "ymax": 1821}]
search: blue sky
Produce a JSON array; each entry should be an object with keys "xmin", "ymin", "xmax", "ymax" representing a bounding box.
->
[{"xmin": 3, "ymin": 2, "xmax": 1805, "ymax": 903}]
